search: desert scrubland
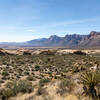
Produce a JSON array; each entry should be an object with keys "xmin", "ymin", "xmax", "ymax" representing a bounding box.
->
[{"xmin": 0, "ymin": 48, "xmax": 100, "ymax": 100}]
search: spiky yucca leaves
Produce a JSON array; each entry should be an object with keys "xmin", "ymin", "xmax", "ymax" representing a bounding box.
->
[{"xmin": 80, "ymin": 71, "xmax": 100, "ymax": 98}]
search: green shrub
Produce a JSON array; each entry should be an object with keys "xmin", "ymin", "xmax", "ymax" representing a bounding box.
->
[
  {"xmin": 17, "ymin": 80, "xmax": 33, "ymax": 93},
  {"xmin": 2, "ymin": 71, "xmax": 9, "ymax": 77},
  {"xmin": 24, "ymin": 71, "xmax": 30, "ymax": 75},
  {"xmin": 2, "ymin": 80, "xmax": 33, "ymax": 99},
  {"xmin": 27, "ymin": 76, "xmax": 36, "ymax": 81},
  {"xmin": 35, "ymin": 65, "xmax": 40, "ymax": 71},
  {"xmin": 39, "ymin": 78, "xmax": 50, "ymax": 86},
  {"xmin": 2, "ymin": 88, "xmax": 14, "ymax": 98}
]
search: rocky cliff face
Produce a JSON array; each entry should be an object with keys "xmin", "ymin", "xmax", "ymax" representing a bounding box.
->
[
  {"xmin": 27, "ymin": 31, "xmax": 100, "ymax": 48},
  {"xmin": 78, "ymin": 31, "xmax": 100, "ymax": 47}
]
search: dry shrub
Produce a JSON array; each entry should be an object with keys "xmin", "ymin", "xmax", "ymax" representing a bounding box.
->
[
  {"xmin": 2, "ymin": 80, "xmax": 33, "ymax": 99},
  {"xmin": 74, "ymin": 50, "xmax": 86, "ymax": 55},
  {"xmin": 39, "ymin": 50, "xmax": 56, "ymax": 55}
]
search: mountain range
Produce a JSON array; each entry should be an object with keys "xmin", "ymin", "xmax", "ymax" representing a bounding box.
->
[
  {"xmin": 1, "ymin": 31, "xmax": 100, "ymax": 48},
  {"xmin": 27, "ymin": 31, "xmax": 100, "ymax": 48}
]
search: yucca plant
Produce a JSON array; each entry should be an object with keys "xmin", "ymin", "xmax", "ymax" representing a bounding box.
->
[{"xmin": 80, "ymin": 71, "xmax": 100, "ymax": 98}]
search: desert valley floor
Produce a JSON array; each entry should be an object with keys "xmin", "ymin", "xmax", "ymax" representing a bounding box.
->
[{"xmin": 0, "ymin": 48, "xmax": 100, "ymax": 100}]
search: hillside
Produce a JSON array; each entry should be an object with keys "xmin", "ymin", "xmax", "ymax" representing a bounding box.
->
[
  {"xmin": 0, "ymin": 31, "xmax": 100, "ymax": 48},
  {"xmin": 27, "ymin": 31, "xmax": 100, "ymax": 48}
]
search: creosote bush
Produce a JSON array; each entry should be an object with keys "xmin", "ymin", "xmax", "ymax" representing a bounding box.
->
[
  {"xmin": 74, "ymin": 50, "xmax": 86, "ymax": 55},
  {"xmin": 2, "ymin": 71, "xmax": 9, "ymax": 77},
  {"xmin": 27, "ymin": 76, "xmax": 36, "ymax": 81},
  {"xmin": 39, "ymin": 78, "xmax": 51, "ymax": 86}
]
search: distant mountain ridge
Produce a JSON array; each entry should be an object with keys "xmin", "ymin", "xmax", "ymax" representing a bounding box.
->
[
  {"xmin": 27, "ymin": 31, "xmax": 100, "ymax": 48},
  {"xmin": 1, "ymin": 31, "xmax": 100, "ymax": 48}
]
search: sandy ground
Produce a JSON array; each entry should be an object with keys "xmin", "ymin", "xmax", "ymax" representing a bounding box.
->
[{"xmin": 4, "ymin": 49, "xmax": 100, "ymax": 55}]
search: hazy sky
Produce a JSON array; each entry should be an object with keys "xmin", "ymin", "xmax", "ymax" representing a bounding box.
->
[{"xmin": 0, "ymin": 0, "xmax": 100, "ymax": 42}]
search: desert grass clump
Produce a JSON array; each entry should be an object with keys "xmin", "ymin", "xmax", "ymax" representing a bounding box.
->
[
  {"xmin": 36, "ymin": 87, "xmax": 47, "ymax": 96},
  {"xmin": 17, "ymin": 80, "xmax": 33, "ymax": 93},
  {"xmin": 25, "ymin": 96, "xmax": 34, "ymax": 100},
  {"xmin": 2, "ymin": 88, "xmax": 14, "ymax": 99},
  {"xmin": 57, "ymin": 79, "xmax": 75, "ymax": 95},
  {"xmin": 2, "ymin": 80, "xmax": 33, "ymax": 99}
]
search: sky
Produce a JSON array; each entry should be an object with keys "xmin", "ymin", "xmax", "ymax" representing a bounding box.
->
[{"xmin": 0, "ymin": 0, "xmax": 100, "ymax": 42}]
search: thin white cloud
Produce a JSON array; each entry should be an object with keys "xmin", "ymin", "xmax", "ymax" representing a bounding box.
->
[
  {"xmin": 57, "ymin": 16, "xmax": 100, "ymax": 26},
  {"xmin": 33, "ymin": 16, "xmax": 100, "ymax": 29},
  {"xmin": 27, "ymin": 29, "xmax": 36, "ymax": 33},
  {"xmin": 23, "ymin": 16, "xmax": 100, "ymax": 38},
  {"xmin": 1, "ymin": 16, "xmax": 100, "ymax": 31}
]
